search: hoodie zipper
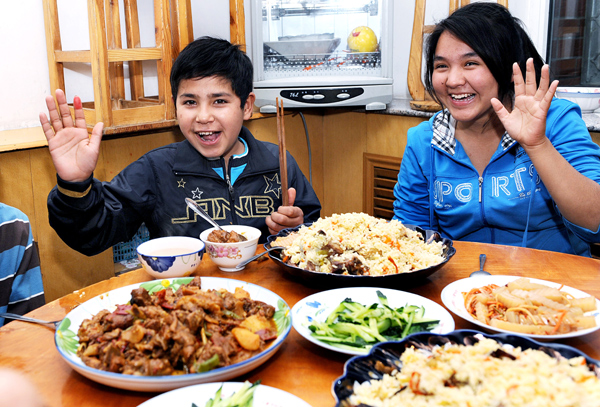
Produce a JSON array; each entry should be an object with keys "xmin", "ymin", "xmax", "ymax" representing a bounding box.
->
[
  {"xmin": 224, "ymin": 157, "xmax": 237, "ymax": 224},
  {"xmin": 478, "ymin": 174, "xmax": 495, "ymax": 242},
  {"xmin": 225, "ymin": 171, "xmax": 234, "ymax": 197}
]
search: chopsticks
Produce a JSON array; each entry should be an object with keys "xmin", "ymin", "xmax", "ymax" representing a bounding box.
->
[{"xmin": 276, "ymin": 97, "xmax": 289, "ymax": 206}]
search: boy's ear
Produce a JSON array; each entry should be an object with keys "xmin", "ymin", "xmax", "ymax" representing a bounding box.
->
[{"xmin": 243, "ymin": 92, "xmax": 256, "ymax": 120}]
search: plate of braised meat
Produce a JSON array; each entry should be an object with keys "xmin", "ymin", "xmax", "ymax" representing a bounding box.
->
[{"xmin": 54, "ymin": 276, "xmax": 291, "ymax": 391}]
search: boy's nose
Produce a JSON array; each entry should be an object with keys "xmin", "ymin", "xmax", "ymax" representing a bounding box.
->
[{"xmin": 195, "ymin": 107, "xmax": 214, "ymax": 123}]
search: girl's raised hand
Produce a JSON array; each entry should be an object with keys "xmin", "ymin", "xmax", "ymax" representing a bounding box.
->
[
  {"xmin": 39, "ymin": 89, "xmax": 103, "ymax": 182},
  {"xmin": 491, "ymin": 58, "xmax": 559, "ymax": 150}
]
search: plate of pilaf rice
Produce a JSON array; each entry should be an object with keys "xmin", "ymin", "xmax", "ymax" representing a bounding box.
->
[
  {"xmin": 265, "ymin": 213, "xmax": 455, "ymax": 287},
  {"xmin": 333, "ymin": 329, "xmax": 600, "ymax": 407}
]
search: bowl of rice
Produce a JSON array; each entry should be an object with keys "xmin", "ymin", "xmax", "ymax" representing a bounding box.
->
[
  {"xmin": 333, "ymin": 329, "xmax": 600, "ymax": 407},
  {"xmin": 265, "ymin": 212, "xmax": 455, "ymax": 287}
]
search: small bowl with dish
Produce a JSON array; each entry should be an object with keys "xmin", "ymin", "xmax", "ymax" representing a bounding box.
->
[
  {"xmin": 556, "ymin": 87, "xmax": 600, "ymax": 113},
  {"xmin": 137, "ymin": 236, "xmax": 205, "ymax": 279},
  {"xmin": 199, "ymin": 225, "xmax": 261, "ymax": 272}
]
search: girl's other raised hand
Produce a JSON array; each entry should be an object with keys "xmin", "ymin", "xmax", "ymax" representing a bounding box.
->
[
  {"xmin": 491, "ymin": 58, "xmax": 559, "ymax": 151},
  {"xmin": 39, "ymin": 89, "xmax": 103, "ymax": 182}
]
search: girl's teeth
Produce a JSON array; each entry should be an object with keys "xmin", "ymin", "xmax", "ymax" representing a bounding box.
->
[{"xmin": 451, "ymin": 94, "xmax": 472, "ymax": 100}]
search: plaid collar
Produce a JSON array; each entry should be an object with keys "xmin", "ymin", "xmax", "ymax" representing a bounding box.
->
[{"xmin": 431, "ymin": 109, "xmax": 515, "ymax": 155}]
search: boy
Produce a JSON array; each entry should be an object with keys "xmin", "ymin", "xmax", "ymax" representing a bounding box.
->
[{"xmin": 39, "ymin": 37, "xmax": 321, "ymax": 255}]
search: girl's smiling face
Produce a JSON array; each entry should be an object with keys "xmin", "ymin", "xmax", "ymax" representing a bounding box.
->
[
  {"xmin": 432, "ymin": 31, "xmax": 501, "ymax": 129},
  {"xmin": 176, "ymin": 75, "xmax": 255, "ymax": 162}
]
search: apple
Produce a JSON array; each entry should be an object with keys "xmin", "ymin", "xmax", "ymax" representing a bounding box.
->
[{"xmin": 347, "ymin": 26, "xmax": 378, "ymax": 53}]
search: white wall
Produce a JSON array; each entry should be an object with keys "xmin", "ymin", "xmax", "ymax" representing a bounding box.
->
[
  {"xmin": 0, "ymin": 0, "xmax": 548, "ymax": 132},
  {"xmin": 0, "ymin": 3, "xmax": 52, "ymax": 131},
  {"xmin": 0, "ymin": 0, "xmax": 229, "ymax": 132}
]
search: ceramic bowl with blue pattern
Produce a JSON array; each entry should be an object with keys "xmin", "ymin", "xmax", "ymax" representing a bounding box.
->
[{"xmin": 137, "ymin": 236, "xmax": 205, "ymax": 278}]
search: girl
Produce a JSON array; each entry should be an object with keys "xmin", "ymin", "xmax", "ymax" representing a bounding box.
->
[{"xmin": 393, "ymin": 2, "xmax": 600, "ymax": 256}]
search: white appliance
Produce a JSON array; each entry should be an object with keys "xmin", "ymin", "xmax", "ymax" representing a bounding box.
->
[{"xmin": 248, "ymin": 0, "xmax": 393, "ymax": 113}]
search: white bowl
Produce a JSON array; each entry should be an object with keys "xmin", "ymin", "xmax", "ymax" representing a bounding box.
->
[
  {"xmin": 556, "ymin": 87, "xmax": 600, "ymax": 113},
  {"xmin": 199, "ymin": 225, "xmax": 261, "ymax": 272},
  {"xmin": 136, "ymin": 236, "xmax": 205, "ymax": 279}
]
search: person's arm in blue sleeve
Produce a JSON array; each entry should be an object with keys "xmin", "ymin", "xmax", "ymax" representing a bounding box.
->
[
  {"xmin": 492, "ymin": 60, "xmax": 600, "ymax": 233},
  {"xmin": 393, "ymin": 127, "xmax": 435, "ymax": 230},
  {"xmin": 543, "ymin": 100, "xmax": 600, "ymax": 243},
  {"xmin": 0, "ymin": 206, "xmax": 45, "ymax": 325}
]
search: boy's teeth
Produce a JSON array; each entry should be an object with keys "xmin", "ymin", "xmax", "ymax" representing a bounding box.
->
[{"xmin": 198, "ymin": 131, "xmax": 219, "ymax": 142}]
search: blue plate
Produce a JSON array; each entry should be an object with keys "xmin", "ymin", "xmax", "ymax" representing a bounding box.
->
[
  {"xmin": 265, "ymin": 224, "xmax": 456, "ymax": 288},
  {"xmin": 332, "ymin": 329, "xmax": 600, "ymax": 406}
]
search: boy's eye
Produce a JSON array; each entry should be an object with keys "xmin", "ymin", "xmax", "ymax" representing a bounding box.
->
[
  {"xmin": 181, "ymin": 99, "xmax": 196, "ymax": 106},
  {"xmin": 214, "ymin": 99, "xmax": 227, "ymax": 105}
]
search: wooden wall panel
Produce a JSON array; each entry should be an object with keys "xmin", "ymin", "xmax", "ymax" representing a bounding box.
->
[
  {"xmin": 99, "ymin": 129, "xmax": 184, "ymax": 180},
  {"xmin": 244, "ymin": 113, "xmax": 324, "ymax": 208},
  {"xmin": 366, "ymin": 114, "xmax": 426, "ymax": 157},
  {"xmin": 0, "ymin": 150, "xmax": 36, "ymax": 233},
  {"xmin": 0, "ymin": 128, "xmax": 184, "ymax": 302},
  {"xmin": 29, "ymin": 147, "xmax": 115, "ymax": 302},
  {"xmin": 321, "ymin": 111, "xmax": 366, "ymax": 216}
]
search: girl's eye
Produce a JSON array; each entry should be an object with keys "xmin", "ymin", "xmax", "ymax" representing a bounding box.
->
[
  {"xmin": 465, "ymin": 61, "xmax": 479, "ymax": 67},
  {"xmin": 434, "ymin": 63, "xmax": 447, "ymax": 70}
]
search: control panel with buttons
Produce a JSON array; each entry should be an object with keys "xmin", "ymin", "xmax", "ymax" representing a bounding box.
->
[{"xmin": 280, "ymin": 88, "xmax": 365, "ymax": 104}]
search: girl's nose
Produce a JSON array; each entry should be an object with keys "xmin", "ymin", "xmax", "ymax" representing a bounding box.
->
[{"xmin": 445, "ymin": 68, "xmax": 465, "ymax": 87}]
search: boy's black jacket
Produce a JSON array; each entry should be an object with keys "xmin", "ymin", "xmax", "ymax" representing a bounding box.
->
[{"xmin": 48, "ymin": 127, "xmax": 321, "ymax": 256}]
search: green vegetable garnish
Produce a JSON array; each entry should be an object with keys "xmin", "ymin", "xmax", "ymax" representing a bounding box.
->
[
  {"xmin": 203, "ymin": 380, "xmax": 260, "ymax": 407},
  {"xmin": 307, "ymin": 291, "xmax": 439, "ymax": 352},
  {"xmin": 194, "ymin": 354, "xmax": 220, "ymax": 373}
]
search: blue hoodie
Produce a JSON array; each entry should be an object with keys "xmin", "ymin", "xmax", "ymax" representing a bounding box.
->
[{"xmin": 393, "ymin": 98, "xmax": 600, "ymax": 257}]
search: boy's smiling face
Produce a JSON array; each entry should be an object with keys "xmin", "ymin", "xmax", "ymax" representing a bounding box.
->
[{"xmin": 176, "ymin": 75, "xmax": 255, "ymax": 162}]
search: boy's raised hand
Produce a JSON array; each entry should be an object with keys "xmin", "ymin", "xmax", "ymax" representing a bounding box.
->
[
  {"xmin": 266, "ymin": 187, "xmax": 305, "ymax": 235},
  {"xmin": 39, "ymin": 89, "xmax": 103, "ymax": 182}
]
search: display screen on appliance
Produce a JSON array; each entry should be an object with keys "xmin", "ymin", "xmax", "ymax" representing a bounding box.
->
[{"xmin": 259, "ymin": 0, "xmax": 383, "ymax": 80}]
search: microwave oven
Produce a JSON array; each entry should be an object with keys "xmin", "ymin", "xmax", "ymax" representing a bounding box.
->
[{"xmin": 248, "ymin": 0, "xmax": 393, "ymax": 113}]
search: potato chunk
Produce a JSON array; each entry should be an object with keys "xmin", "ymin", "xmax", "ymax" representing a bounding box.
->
[
  {"xmin": 240, "ymin": 314, "xmax": 273, "ymax": 333},
  {"xmin": 232, "ymin": 327, "xmax": 260, "ymax": 350}
]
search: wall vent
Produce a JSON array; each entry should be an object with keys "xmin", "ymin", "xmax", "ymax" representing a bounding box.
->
[{"xmin": 363, "ymin": 153, "xmax": 402, "ymax": 220}]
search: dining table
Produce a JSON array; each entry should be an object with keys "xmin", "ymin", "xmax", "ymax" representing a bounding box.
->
[{"xmin": 1, "ymin": 240, "xmax": 600, "ymax": 407}]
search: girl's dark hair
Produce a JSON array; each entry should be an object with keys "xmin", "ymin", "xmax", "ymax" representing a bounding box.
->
[
  {"xmin": 170, "ymin": 36, "xmax": 253, "ymax": 108},
  {"xmin": 424, "ymin": 2, "xmax": 544, "ymax": 106}
]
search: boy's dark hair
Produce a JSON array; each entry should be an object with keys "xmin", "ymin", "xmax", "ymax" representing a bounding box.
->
[
  {"xmin": 170, "ymin": 36, "xmax": 253, "ymax": 108},
  {"xmin": 424, "ymin": 2, "xmax": 545, "ymax": 106}
]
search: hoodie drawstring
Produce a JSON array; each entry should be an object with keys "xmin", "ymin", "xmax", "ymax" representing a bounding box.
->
[
  {"xmin": 521, "ymin": 167, "xmax": 538, "ymax": 248},
  {"xmin": 429, "ymin": 147, "xmax": 435, "ymax": 228}
]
